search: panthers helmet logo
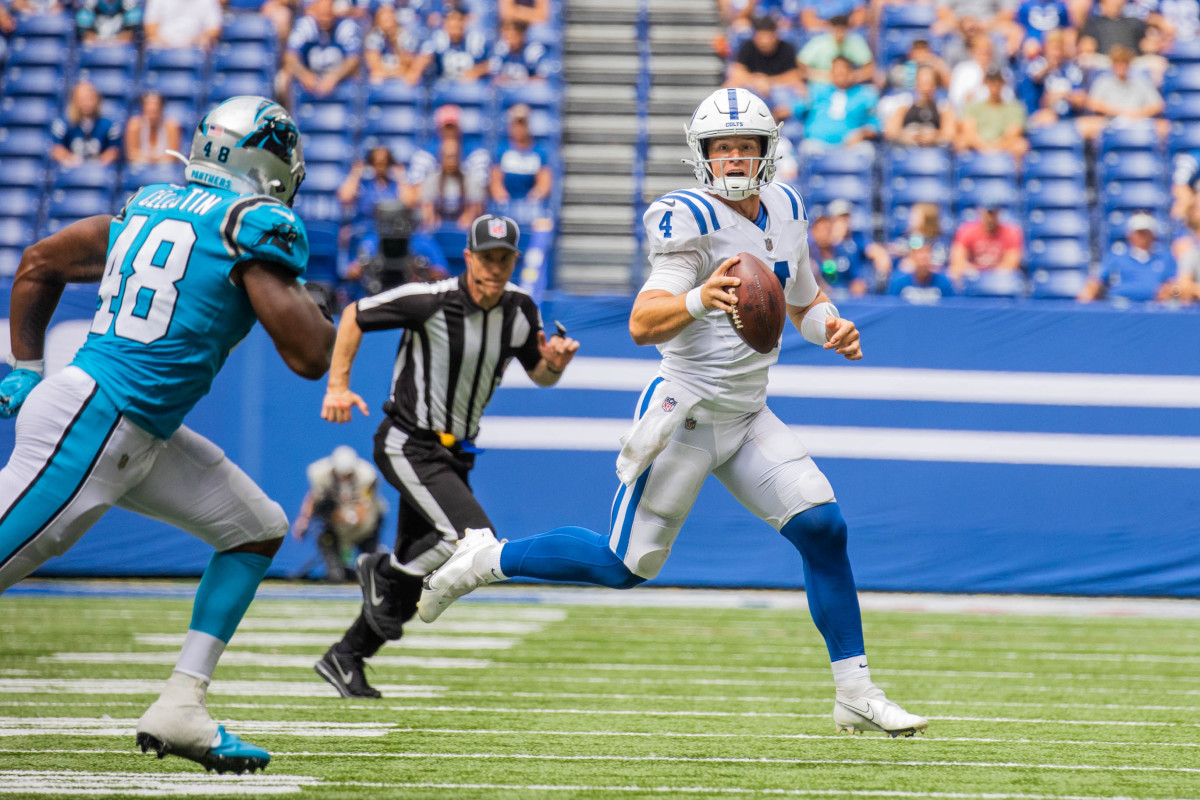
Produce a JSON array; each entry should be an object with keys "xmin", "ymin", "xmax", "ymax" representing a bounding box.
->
[
  {"xmin": 240, "ymin": 116, "xmax": 300, "ymax": 163},
  {"xmin": 256, "ymin": 222, "xmax": 299, "ymax": 255}
]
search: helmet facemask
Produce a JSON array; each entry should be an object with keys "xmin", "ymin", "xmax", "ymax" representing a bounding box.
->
[{"xmin": 690, "ymin": 132, "xmax": 779, "ymax": 201}]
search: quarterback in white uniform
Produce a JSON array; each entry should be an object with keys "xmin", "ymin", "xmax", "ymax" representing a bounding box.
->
[{"xmin": 419, "ymin": 88, "xmax": 928, "ymax": 737}]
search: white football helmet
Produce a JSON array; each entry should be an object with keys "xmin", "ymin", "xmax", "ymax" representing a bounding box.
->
[{"xmin": 685, "ymin": 87, "xmax": 780, "ymax": 201}]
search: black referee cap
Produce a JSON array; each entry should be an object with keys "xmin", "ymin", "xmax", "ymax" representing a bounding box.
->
[{"xmin": 468, "ymin": 215, "xmax": 520, "ymax": 253}]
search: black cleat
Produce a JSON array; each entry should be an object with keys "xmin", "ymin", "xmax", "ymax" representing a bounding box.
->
[
  {"xmin": 136, "ymin": 726, "xmax": 270, "ymax": 774},
  {"xmin": 356, "ymin": 552, "xmax": 408, "ymax": 639},
  {"xmin": 314, "ymin": 646, "xmax": 383, "ymax": 699}
]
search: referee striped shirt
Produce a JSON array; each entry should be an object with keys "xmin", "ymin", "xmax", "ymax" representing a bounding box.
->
[{"xmin": 355, "ymin": 274, "xmax": 543, "ymax": 442}]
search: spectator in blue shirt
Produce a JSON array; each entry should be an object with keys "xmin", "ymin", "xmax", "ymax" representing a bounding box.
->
[
  {"xmin": 808, "ymin": 199, "xmax": 892, "ymax": 296},
  {"xmin": 889, "ymin": 238, "xmax": 955, "ymax": 302},
  {"xmin": 338, "ymin": 145, "xmax": 405, "ymax": 230},
  {"xmin": 781, "ymin": 56, "xmax": 880, "ymax": 154},
  {"xmin": 50, "ymin": 81, "xmax": 121, "ymax": 168},
  {"xmin": 76, "ymin": 0, "xmax": 141, "ymax": 46},
  {"xmin": 490, "ymin": 20, "xmax": 553, "ymax": 84},
  {"xmin": 1016, "ymin": 0, "xmax": 1073, "ymax": 55},
  {"xmin": 282, "ymin": 0, "xmax": 363, "ymax": 100},
  {"xmin": 490, "ymin": 103, "xmax": 552, "ymax": 226},
  {"xmin": 414, "ymin": 5, "xmax": 490, "ymax": 83},
  {"xmin": 363, "ymin": 3, "xmax": 422, "ymax": 85},
  {"xmin": 1171, "ymin": 149, "xmax": 1199, "ymax": 220},
  {"xmin": 1079, "ymin": 212, "xmax": 1177, "ymax": 302},
  {"xmin": 1020, "ymin": 29, "xmax": 1086, "ymax": 123}
]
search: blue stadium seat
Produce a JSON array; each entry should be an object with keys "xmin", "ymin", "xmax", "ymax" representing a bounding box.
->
[
  {"xmin": 526, "ymin": 109, "xmax": 561, "ymax": 143},
  {"xmin": 142, "ymin": 72, "xmax": 205, "ymax": 107},
  {"xmin": 208, "ymin": 72, "xmax": 273, "ymax": 104},
  {"xmin": 1030, "ymin": 268, "xmax": 1088, "ymax": 299},
  {"xmin": 360, "ymin": 135, "xmax": 418, "ymax": 164},
  {"xmin": 804, "ymin": 146, "xmax": 874, "ymax": 178},
  {"xmin": 226, "ymin": 0, "xmax": 267, "ymax": 10},
  {"xmin": 301, "ymin": 164, "xmax": 346, "ymax": 195},
  {"xmin": 1101, "ymin": 181, "xmax": 1169, "ymax": 212},
  {"xmin": 498, "ymin": 82, "xmax": 562, "ymax": 113},
  {"xmin": 1099, "ymin": 124, "xmax": 1161, "ymax": 155},
  {"xmin": 1027, "ymin": 238, "xmax": 1090, "ymax": 271},
  {"xmin": 303, "ymin": 219, "xmax": 341, "ymax": 284},
  {"xmin": 1027, "ymin": 208, "xmax": 1091, "ymax": 242},
  {"xmin": 1168, "ymin": 123, "xmax": 1200, "ymax": 156},
  {"xmin": 880, "ymin": 29, "xmax": 922, "ymax": 65},
  {"xmin": 123, "ymin": 162, "xmax": 186, "ymax": 192},
  {"xmin": 221, "ymin": 13, "xmax": 276, "ymax": 45},
  {"xmin": 0, "ymin": 128, "xmax": 51, "ymax": 159},
  {"xmin": 886, "ymin": 176, "xmax": 952, "ymax": 207},
  {"xmin": 433, "ymin": 82, "xmax": 494, "ymax": 110},
  {"xmin": 0, "ymin": 247, "xmax": 24, "ymax": 277},
  {"xmin": 77, "ymin": 44, "xmax": 138, "ymax": 71},
  {"xmin": 962, "ymin": 270, "xmax": 1025, "ymax": 298},
  {"xmin": 1165, "ymin": 91, "xmax": 1200, "ymax": 121},
  {"xmin": 297, "ymin": 102, "xmax": 360, "ymax": 137},
  {"xmin": 1023, "ymin": 179, "xmax": 1087, "ymax": 210},
  {"xmin": 363, "ymin": 105, "xmax": 423, "ymax": 137},
  {"xmin": 0, "ymin": 219, "xmax": 35, "ymax": 248},
  {"xmin": 455, "ymin": 105, "xmax": 491, "ymax": 141},
  {"xmin": 367, "ymin": 81, "xmax": 426, "ymax": 109},
  {"xmin": 54, "ymin": 163, "xmax": 119, "ymax": 190},
  {"xmin": 0, "ymin": 158, "xmax": 46, "ymax": 189},
  {"xmin": 213, "ymin": 44, "xmax": 276, "ymax": 78},
  {"xmin": 48, "ymin": 189, "xmax": 114, "ymax": 220},
  {"xmin": 1098, "ymin": 151, "xmax": 1167, "ymax": 184},
  {"xmin": 1026, "ymin": 122, "xmax": 1084, "ymax": 152},
  {"xmin": 1168, "ymin": 38, "xmax": 1200, "ymax": 64},
  {"xmin": 1022, "ymin": 150, "xmax": 1085, "ymax": 183},
  {"xmin": 955, "ymin": 151, "xmax": 1017, "ymax": 179},
  {"xmin": 13, "ymin": 12, "xmax": 73, "ymax": 41},
  {"xmin": 76, "ymin": 68, "xmax": 134, "ymax": 101},
  {"xmin": 880, "ymin": 3, "xmax": 936, "ymax": 29},
  {"xmin": 0, "ymin": 188, "xmax": 41, "ymax": 222},
  {"xmin": 954, "ymin": 179, "xmax": 1019, "ymax": 213},
  {"xmin": 145, "ymin": 47, "xmax": 209, "ymax": 79},
  {"xmin": 0, "ymin": 96, "xmax": 58, "ymax": 130},
  {"xmin": 295, "ymin": 80, "xmax": 363, "ymax": 109},
  {"xmin": 806, "ymin": 174, "xmax": 874, "ymax": 206},
  {"xmin": 292, "ymin": 192, "xmax": 343, "ymax": 222},
  {"xmin": 1164, "ymin": 65, "xmax": 1200, "ymax": 93},
  {"xmin": 7, "ymin": 38, "xmax": 70, "ymax": 68},
  {"xmin": 885, "ymin": 146, "xmax": 951, "ymax": 178},
  {"xmin": 303, "ymin": 133, "xmax": 354, "ymax": 164},
  {"xmin": 2, "ymin": 67, "xmax": 65, "ymax": 98}
]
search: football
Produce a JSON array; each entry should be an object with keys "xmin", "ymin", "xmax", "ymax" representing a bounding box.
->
[{"xmin": 726, "ymin": 252, "xmax": 785, "ymax": 354}]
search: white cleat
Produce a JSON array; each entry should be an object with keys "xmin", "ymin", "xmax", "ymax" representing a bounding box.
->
[
  {"xmin": 418, "ymin": 527, "xmax": 504, "ymax": 623},
  {"xmin": 833, "ymin": 684, "xmax": 929, "ymax": 738}
]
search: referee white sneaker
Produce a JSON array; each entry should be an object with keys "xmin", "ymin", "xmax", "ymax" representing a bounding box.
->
[
  {"xmin": 418, "ymin": 527, "xmax": 505, "ymax": 623},
  {"xmin": 833, "ymin": 683, "xmax": 929, "ymax": 738}
]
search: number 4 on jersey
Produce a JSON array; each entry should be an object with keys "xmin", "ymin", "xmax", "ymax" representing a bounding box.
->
[{"xmin": 658, "ymin": 211, "xmax": 673, "ymax": 239}]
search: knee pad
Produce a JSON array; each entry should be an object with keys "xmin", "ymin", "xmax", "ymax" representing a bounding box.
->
[
  {"xmin": 632, "ymin": 547, "xmax": 669, "ymax": 581},
  {"xmin": 781, "ymin": 502, "xmax": 847, "ymax": 553}
]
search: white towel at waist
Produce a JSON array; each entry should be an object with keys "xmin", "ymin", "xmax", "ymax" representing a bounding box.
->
[{"xmin": 615, "ymin": 379, "xmax": 702, "ymax": 486}]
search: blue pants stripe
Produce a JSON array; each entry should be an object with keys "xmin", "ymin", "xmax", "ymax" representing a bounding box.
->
[
  {"xmin": 0, "ymin": 387, "xmax": 121, "ymax": 570},
  {"xmin": 611, "ymin": 377, "xmax": 664, "ymax": 561}
]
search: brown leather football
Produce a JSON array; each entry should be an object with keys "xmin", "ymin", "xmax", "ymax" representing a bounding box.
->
[{"xmin": 726, "ymin": 252, "xmax": 785, "ymax": 354}]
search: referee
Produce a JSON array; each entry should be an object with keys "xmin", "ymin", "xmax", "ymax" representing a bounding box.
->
[{"xmin": 313, "ymin": 214, "xmax": 579, "ymax": 698}]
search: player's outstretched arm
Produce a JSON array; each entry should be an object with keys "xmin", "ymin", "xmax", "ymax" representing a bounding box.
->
[
  {"xmin": 238, "ymin": 259, "xmax": 336, "ymax": 380},
  {"xmin": 320, "ymin": 302, "xmax": 370, "ymax": 423},
  {"xmin": 10, "ymin": 215, "xmax": 113, "ymax": 362},
  {"xmin": 787, "ymin": 291, "xmax": 862, "ymax": 361},
  {"xmin": 629, "ymin": 256, "xmax": 741, "ymax": 346}
]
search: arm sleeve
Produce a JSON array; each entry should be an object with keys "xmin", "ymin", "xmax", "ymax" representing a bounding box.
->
[
  {"xmin": 286, "ymin": 18, "xmax": 312, "ymax": 53},
  {"xmin": 354, "ymin": 283, "xmax": 440, "ymax": 331},
  {"xmin": 640, "ymin": 250, "xmax": 706, "ymax": 295},
  {"xmin": 220, "ymin": 198, "xmax": 310, "ymax": 277},
  {"xmin": 513, "ymin": 294, "xmax": 544, "ymax": 371},
  {"xmin": 785, "ymin": 234, "xmax": 820, "ymax": 307},
  {"xmin": 50, "ymin": 118, "xmax": 68, "ymax": 146},
  {"xmin": 336, "ymin": 19, "xmax": 362, "ymax": 55},
  {"xmin": 1172, "ymin": 153, "xmax": 1199, "ymax": 188}
]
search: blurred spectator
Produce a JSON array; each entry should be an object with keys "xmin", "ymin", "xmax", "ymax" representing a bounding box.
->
[
  {"xmin": 949, "ymin": 204, "xmax": 1024, "ymax": 280},
  {"xmin": 262, "ymin": 0, "xmax": 301, "ymax": 44},
  {"xmin": 490, "ymin": 104, "xmax": 553, "ymax": 225},
  {"xmin": 890, "ymin": 202, "xmax": 951, "ymax": 269},
  {"xmin": 800, "ymin": 0, "xmax": 868, "ymax": 31},
  {"xmin": 282, "ymin": 0, "xmax": 363, "ymax": 101},
  {"xmin": 1084, "ymin": 45, "xmax": 1165, "ymax": 136},
  {"xmin": 886, "ymin": 38, "xmax": 951, "ymax": 95},
  {"xmin": 50, "ymin": 81, "xmax": 121, "ymax": 168},
  {"xmin": 144, "ymin": 0, "xmax": 219, "ymax": 49},
  {"xmin": 1078, "ymin": 212, "xmax": 1176, "ymax": 302},
  {"xmin": 339, "ymin": 144, "xmax": 404, "ymax": 231},
  {"xmin": 885, "ymin": 64, "xmax": 957, "ymax": 147},
  {"xmin": 499, "ymin": 0, "xmax": 550, "ymax": 27},
  {"xmin": 0, "ymin": 3, "xmax": 13, "ymax": 55},
  {"xmin": 75, "ymin": 0, "xmax": 141, "ymax": 46},
  {"xmin": 1171, "ymin": 202, "xmax": 1200, "ymax": 302},
  {"xmin": 1016, "ymin": 0, "xmax": 1073, "ymax": 55},
  {"xmin": 415, "ymin": 5, "xmax": 491, "ymax": 83},
  {"xmin": 354, "ymin": 200, "xmax": 451, "ymax": 291},
  {"xmin": 941, "ymin": 15, "xmax": 988, "ymax": 67},
  {"xmin": 9, "ymin": 0, "xmax": 66, "ymax": 14},
  {"xmin": 1160, "ymin": 0, "xmax": 1198, "ymax": 42},
  {"xmin": 1019, "ymin": 29, "xmax": 1087, "ymax": 125},
  {"xmin": 958, "ymin": 66, "xmax": 1029, "ymax": 158},
  {"xmin": 363, "ymin": 4, "xmax": 422, "ymax": 85},
  {"xmin": 830, "ymin": 198, "xmax": 893, "ymax": 289},
  {"xmin": 725, "ymin": 16, "xmax": 804, "ymax": 108},
  {"xmin": 405, "ymin": 103, "xmax": 490, "ymax": 207},
  {"xmin": 1171, "ymin": 149, "xmax": 1199, "ymax": 220},
  {"xmin": 1133, "ymin": 23, "xmax": 1169, "ymax": 86},
  {"xmin": 490, "ymin": 20, "xmax": 554, "ymax": 84},
  {"xmin": 420, "ymin": 136, "xmax": 485, "ymax": 230},
  {"xmin": 808, "ymin": 200, "xmax": 890, "ymax": 296},
  {"xmin": 889, "ymin": 239, "xmax": 956, "ymax": 302},
  {"xmin": 718, "ymin": 0, "xmax": 756, "ymax": 32},
  {"xmin": 124, "ymin": 91, "xmax": 181, "ymax": 166},
  {"xmin": 797, "ymin": 13, "xmax": 874, "ymax": 85},
  {"xmin": 1080, "ymin": 0, "xmax": 1146, "ymax": 56},
  {"xmin": 933, "ymin": 0, "xmax": 1021, "ymax": 56},
  {"xmin": 292, "ymin": 446, "xmax": 386, "ymax": 583},
  {"xmin": 781, "ymin": 56, "xmax": 879, "ymax": 154},
  {"xmin": 949, "ymin": 34, "xmax": 1009, "ymax": 111}
]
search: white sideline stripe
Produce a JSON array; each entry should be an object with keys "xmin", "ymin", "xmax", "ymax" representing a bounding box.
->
[
  {"xmin": 237, "ymin": 618, "xmax": 546, "ymax": 634},
  {"xmin": 39, "ymin": 652, "xmax": 491, "ymax": 669},
  {"xmin": 243, "ymin": 603, "xmax": 567, "ymax": 622},
  {"xmin": 503, "ymin": 356, "xmax": 1200, "ymax": 409},
  {"xmin": 476, "ymin": 417, "xmax": 1200, "ymax": 469},
  {"xmin": 135, "ymin": 632, "xmax": 518, "ymax": 650},
  {"xmin": 0, "ymin": 679, "xmax": 444, "ymax": 698},
  {"xmin": 0, "ymin": 771, "xmax": 318, "ymax": 796},
  {"xmin": 0, "ymin": 718, "xmax": 396, "ymax": 737}
]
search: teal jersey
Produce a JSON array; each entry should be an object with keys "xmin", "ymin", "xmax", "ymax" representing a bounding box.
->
[{"xmin": 72, "ymin": 183, "xmax": 309, "ymax": 439}]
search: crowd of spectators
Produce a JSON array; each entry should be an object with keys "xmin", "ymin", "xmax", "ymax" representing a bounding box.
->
[
  {"xmin": 0, "ymin": 0, "xmax": 562, "ymax": 291},
  {"xmin": 722, "ymin": 0, "xmax": 1200, "ymax": 304}
]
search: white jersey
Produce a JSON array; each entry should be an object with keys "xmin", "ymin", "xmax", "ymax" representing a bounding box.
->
[{"xmin": 640, "ymin": 183, "xmax": 819, "ymax": 413}]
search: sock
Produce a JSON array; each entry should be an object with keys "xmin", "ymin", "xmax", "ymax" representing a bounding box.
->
[
  {"xmin": 832, "ymin": 655, "xmax": 872, "ymax": 696},
  {"xmin": 338, "ymin": 612, "xmax": 387, "ymax": 658},
  {"xmin": 176, "ymin": 551, "xmax": 272, "ymax": 681},
  {"xmin": 499, "ymin": 526, "xmax": 644, "ymax": 589},
  {"xmin": 779, "ymin": 503, "xmax": 866, "ymax": 662}
]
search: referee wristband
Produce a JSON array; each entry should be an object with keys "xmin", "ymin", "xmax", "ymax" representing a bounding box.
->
[{"xmin": 684, "ymin": 287, "xmax": 707, "ymax": 320}]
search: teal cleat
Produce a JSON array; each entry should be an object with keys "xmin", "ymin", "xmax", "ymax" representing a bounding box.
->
[{"xmin": 137, "ymin": 725, "xmax": 271, "ymax": 775}]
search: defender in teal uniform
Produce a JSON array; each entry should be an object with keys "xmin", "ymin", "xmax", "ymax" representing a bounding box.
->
[{"xmin": 0, "ymin": 96, "xmax": 335, "ymax": 773}]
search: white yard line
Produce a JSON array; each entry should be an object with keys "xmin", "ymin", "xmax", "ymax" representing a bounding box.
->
[
  {"xmin": 135, "ymin": 633, "xmax": 517, "ymax": 650},
  {"xmin": 236, "ymin": 617, "xmax": 546, "ymax": 634},
  {"xmin": 0, "ymin": 718, "xmax": 397, "ymax": 737},
  {"xmin": 0, "ymin": 679, "xmax": 443, "ymax": 698},
  {"xmin": 0, "ymin": 770, "xmax": 317, "ymax": 796},
  {"xmin": 38, "ymin": 652, "xmax": 490, "ymax": 669}
]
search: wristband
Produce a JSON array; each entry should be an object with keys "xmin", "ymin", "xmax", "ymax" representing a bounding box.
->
[
  {"xmin": 800, "ymin": 302, "xmax": 839, "ymax": 346},
  {"xmin": 684, "ymin": 286, "xmax": 707, "ymax": 320},
  {"xmin": 6, "ymin": 355, "xmax": 44, "ymax": 376}
]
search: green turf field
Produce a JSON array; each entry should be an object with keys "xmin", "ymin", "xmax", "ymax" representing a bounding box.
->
[{"xmin": 1, "ymin": 582, "xmax": 1198, "ymax": 799}]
